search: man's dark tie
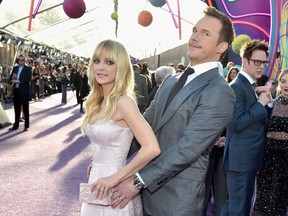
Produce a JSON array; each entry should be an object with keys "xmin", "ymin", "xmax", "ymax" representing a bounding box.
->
[
  {"xmin": 252, "ymin": 82, "xmax": 260, "ymax": 96},
  {"xmin": 163, "ymin": 67, "xmax": 195, "ymax": 112}
]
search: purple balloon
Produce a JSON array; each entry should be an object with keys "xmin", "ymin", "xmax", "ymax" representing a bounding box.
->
[{"xmin": 149, "ymin": 0, "xmax": 166, "ymax": 7}]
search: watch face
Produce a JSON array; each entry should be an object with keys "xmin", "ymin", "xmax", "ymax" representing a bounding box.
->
[{"xmin": 133, "ymin": 177, "xmax": 143, "ymax": 190}]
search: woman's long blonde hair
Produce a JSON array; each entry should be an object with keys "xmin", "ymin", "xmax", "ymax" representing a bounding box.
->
[
  {"xmin": 81, "ymin": 39, "xmax": 134, "ymax": 132},
  {"xmin": 276, "ymin": 68, "xmax": 288, "ymax": 96}
]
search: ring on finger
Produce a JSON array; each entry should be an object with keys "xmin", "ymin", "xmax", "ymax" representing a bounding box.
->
[{"xmin": 100, "ymin": 187, "xmax": 105, "ymax": 191}]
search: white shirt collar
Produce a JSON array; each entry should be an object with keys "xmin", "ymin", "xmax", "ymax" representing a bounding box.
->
[
  {"xmin": 184, "ymin": 61, "xmax": 221, "ymax": 86},
  {"xmin": 239, "ymin": 70, "xmax": 255, "ymax": 84},
  {"xmin": 190, "ymin": 61, "xmax": 220, "ymax": 76}
]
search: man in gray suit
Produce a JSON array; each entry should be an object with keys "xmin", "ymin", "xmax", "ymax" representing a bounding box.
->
[
  {"xmin": 112, "ymin": 6, "xmax": 235, "ymax": 215},
  {"xmin": 133, "ymin": 64, "xmax": 149, "ymax": 113},
  {"xmin": 221, "ymin": 39, "xmax": 271, "ymax": 216}
]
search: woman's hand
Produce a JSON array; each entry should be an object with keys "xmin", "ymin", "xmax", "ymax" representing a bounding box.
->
[{"xmin": 90, "ymin": 175, "xmax": 119, "ymax": 199}]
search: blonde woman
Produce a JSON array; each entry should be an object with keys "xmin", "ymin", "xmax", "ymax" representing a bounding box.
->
[
  {"xmin": 80, "ymin": 39, "xmax": 160, "ymax": 216},
  {"xmin": 252, "ymin": 68, "xmax": 288, "ymax": 216}
]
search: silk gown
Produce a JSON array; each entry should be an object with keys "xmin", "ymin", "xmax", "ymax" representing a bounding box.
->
[{"xmin": 81, "ymin": 119, "xmax": 143, "ymax": 216}]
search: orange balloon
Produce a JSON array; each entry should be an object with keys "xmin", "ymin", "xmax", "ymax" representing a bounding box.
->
[{"xmin": 138, "ymin": 10, "xmax": 153, "ymax": 27}]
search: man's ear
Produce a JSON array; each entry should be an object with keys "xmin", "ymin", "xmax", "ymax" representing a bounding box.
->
[{"xmin": 217, "ymin": 42, "xmax": 229, "ymax": 54}]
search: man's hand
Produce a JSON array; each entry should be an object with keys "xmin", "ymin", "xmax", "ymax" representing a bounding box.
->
[
  {"xmin": 111, "ymin": 176, "xmax": 140, "ymax": 209},
  {"xmin": 256, "ymin": 86, "xmax": 272, "ymax": 106},
  {"xmin": 11, "ymin": 79, "xmax": 19, "ymax": 83},
  {"xmin": 215, "ymin": 136, "xmax": 226, "ymax": 147}
]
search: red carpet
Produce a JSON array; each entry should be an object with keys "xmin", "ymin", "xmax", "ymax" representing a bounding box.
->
[
  {"xmin": 0, "ymin": 90, "xmax": 91, "ymax": 216},
  {"xmin": 0, "ymin": 90, "xmax": 215, "ymax": 216}
]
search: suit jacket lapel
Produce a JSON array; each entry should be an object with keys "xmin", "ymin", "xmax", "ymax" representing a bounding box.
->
[
  {"xmin": 237, "ymin": 74, "xmax": 268, "ymax": 124},
  {"xmin": 238, "ymin": 74, "xmax": 257, "ymax": 100},
  {"xmin": 153, "ymin": 74, "xmax": 178, "ymax": 120},
  {"xmin": 154, "ymin": 69, "xmax": 218, "ymax": 133}
]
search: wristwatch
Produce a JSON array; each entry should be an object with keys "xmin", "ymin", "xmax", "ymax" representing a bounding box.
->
[{"xmin": 133, "ymin": 175, "xmax": 145, "ymax": 190}]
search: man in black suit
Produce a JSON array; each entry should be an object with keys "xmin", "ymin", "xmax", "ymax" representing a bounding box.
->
[
  {"xmin": 9, "ymin": 55, "xmax": 32, "ymax": 131},
  {"xmin": 133, "ymin": 64, "xmax": 148, "ymax": 113},
  {"xmin": 221, "ymin": 39, "xmax": 272, "ymax": 216},
  {"xmin": 73, "ymin": 65, "xmax": 82, "ymax": 104}
]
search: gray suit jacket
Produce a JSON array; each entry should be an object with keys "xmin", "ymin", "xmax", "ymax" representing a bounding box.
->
[
  {"xmin": 140, "ymin": 67, "xmax": 235, "ymax": 215},
  {"xmin": 223, "ymin": 73, "xmax": 269, "ymax": 173}
]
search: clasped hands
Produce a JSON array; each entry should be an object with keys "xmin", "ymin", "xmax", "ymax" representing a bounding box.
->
[
  {"xmin": 89, "ymin": 175, "xmax": 140, "ymax": 209},
  {"xmin": 11, "ymin": 79, "xmax": 20, "ymax": 84},
  {"xmin": 255, "ymin": 86, "xmax": 272, "ymax": 106}
]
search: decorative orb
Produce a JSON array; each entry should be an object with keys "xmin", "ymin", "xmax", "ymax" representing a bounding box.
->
[
  {"xmin": 138, "ymin": 10, "xmax": 153, "ymax": 27},
  {"xmin": 232, "ymin": 34, "xmax": 251, "ymax": 55},
  {"xmin": 149, "ymin": 0, "xmax": 166, "ymax": 7},
  {"xmin": 111, "ymin": 12, "xmax": 118, "ymax": 21},
  {"xmin": 63, "ymin": 0, "xmax": 86, "ymax": 19}
]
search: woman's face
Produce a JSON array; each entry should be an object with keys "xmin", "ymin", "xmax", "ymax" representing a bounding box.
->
[
  {"xmin": 93, "ymin": 52, "xmax": 117, "ymax": 89},
  {"xmin": 229, "ymin": 69, "xmax": 238, "ymax": 80},
  {"xmin": 279, "ymin": 73, "xmax": 288, "ymax": 98}
]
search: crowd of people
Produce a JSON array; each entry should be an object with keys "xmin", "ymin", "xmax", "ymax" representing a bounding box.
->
[
  {"xmin": 0, "ymin": 53, "xmax": 92, "ymax": 131},
  {"xmin": 1, "ymin": 5, "xmax": 287, "ymax": 216}
]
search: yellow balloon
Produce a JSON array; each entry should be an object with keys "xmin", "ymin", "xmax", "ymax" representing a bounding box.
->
[
  {"xmin": 111, "ymin": 12, "xmax": 118, "ymax": 21},
  {"xmin": 232, "ymin": 34, "xmax": 251, "ymax": 55}
]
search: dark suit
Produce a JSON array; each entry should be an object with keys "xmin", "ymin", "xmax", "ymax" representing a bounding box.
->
[
  {"xmin": 203, "ymin": 138, "xmax": 227, "ymax": 216},
  {"xmin": 221, "ymin": 73, "xmax": 269, "ymax": 216},
  {"xmin": 73, "ymin": 71, "xmax": 82, "ymax": 104},
  {"xmin": 140, "ymin": 66, "xmax": 235, "ymax": 215},
  {"xmin": 134, "ymin": 72, "xmax": 148, "ymax": 113},
  {"xmin": 10, "ymin": 65, "xmax": 32, "ymax": 129}
]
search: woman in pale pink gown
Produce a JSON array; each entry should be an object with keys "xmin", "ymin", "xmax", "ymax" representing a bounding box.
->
[{"xmin": 80, "ymin": 39, "xmax": 160, "ymax": 216}]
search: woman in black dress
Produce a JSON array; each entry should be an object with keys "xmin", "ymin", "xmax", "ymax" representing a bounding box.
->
[{"xmin": 252, "ymin": 68, "xmax": 288, "ymax": 216}]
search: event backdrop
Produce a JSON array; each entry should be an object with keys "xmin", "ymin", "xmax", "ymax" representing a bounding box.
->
[{"xmin": 206, "ymin": 0, "xmax": 288, "ymax": 79}]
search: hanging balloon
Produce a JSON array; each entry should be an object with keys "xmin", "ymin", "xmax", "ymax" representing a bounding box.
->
[
  {"xmin": 232, "ymin": 34, "xmax": 251, "ymax": 55},
  {"xmin": 138, "ymin": 10, "xmax": 153, "ymax": 27},
  {"xmin": 149, "ymin": 0, "xmax": 166, "ymax": 7},
  {"xmin": 111, "ymin": 12, "xmax": 118, "ymax": 21},
  {"xmin": 63, "ymin": 0, "xmax": 86, "ymax": 19}
]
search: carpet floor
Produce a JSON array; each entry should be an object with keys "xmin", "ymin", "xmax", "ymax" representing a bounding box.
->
[
  {"xmin": 0, "ymin": 90, "xmax": 214, "ymax": 216},
  {"xmin": 0, "ymin": 91, "xmax": 91, "ymax": 216}
]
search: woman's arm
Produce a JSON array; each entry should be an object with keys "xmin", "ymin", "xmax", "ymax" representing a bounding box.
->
[{"xmin": 91, "ymin": 95, "xmax": 160, "ymax": 198}]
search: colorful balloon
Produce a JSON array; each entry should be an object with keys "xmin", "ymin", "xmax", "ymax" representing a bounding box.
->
[
  {"xmin": 138, "ymin": 10, "xmax": 153, "ymax": 27},
  {"xmin": 149, "ymin": 0, "xmax": 166, "ymax": 7},
  {"xmin": 232, "ymin": 34, "xmax": 251, "ymax": 55},
  {"xmin": 63, "ymin": 0, "xmax": 86, "ymax": 19},
  {"xmin": 111, "ymin": 12, "xmax": 118, "ymax": 21}
]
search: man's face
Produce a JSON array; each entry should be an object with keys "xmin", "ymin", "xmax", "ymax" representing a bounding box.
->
[
  {"xmin": 187, "ymin": 15, "xmax": 228, "ymax": 66},
  {"xmin": 242, "ymin": 50, "xmax": 268, "ymax": 81},
  {"xmin": 18, "ymin": 57, "xmax": 25, "ymax": 66}
]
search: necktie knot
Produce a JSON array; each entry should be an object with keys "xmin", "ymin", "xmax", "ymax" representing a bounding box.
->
[
  {"xmin": 252, "ymin": 83, "xmax": 256, "ymax": 90},
  {"xmin": 184, "ymin": 67, "xmax": 195, "ymax": 76},
  {"xmin": 163, "ymin": 67, "xmax": 195, "ymax": 113}
]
